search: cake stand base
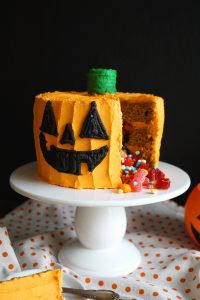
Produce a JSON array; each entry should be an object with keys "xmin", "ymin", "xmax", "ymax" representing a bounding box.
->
[{"xmin": 58, "ymin": 239, "xmax": 141, "ymax": 277}]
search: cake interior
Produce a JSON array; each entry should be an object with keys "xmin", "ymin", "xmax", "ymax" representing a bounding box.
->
[{"xmin": 120, "ymin": 95, "xmax": 157, "ymax": 165}]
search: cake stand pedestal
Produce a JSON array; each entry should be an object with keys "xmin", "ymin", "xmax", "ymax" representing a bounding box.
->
[{"xmin": 10, "ymin": 161, "xmax": 190, "ymax": 277}]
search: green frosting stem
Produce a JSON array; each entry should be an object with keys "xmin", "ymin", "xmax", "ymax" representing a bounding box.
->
[{"xmin": 87, "ymin": 68, "xmax": 117, "ymax": 95}]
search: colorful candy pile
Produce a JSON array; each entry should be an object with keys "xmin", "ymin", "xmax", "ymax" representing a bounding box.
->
[{"xmin": 119, "ymin": 150, "xmax": 170, "ymax": 194}]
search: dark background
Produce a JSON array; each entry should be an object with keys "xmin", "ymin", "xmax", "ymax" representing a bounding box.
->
[{"xmin": 1, "ymin": 2, "xmax": 200, "ymax": 217}]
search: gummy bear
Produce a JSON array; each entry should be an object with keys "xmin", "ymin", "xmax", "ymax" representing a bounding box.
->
[
  {"xmin": 134, "ymin": 169, "xmax": 147, "ymax": 183},
  {"xmin": 143, "ymin": 177, "xmax": 150, "ymax": 187},
  {"xmin": 148, "ymin": 168, "xmax": 156, "ymax": 181},
  {"xmin": 124, "ymin": 157, "xmax": 134, "ymax": 167},
  {"xmin": 131, "ymin": 181, "xmax": 142, "ymax": 192},
  {"xmin": 155, "ymin": 178, "xmax": 170, "ymax": 189},
  {"xmin": 155, "ymin": 168, "xmax": 165, "ymax": 180}
]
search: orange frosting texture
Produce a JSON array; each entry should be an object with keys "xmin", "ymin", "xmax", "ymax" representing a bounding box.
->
[
  {"xmin": 34, "ymin": 92, "xmax": 122, "ymax": 189},
  {"xmin": 0, "ymin": 269, "xmax": 64, "ymax": 300}
]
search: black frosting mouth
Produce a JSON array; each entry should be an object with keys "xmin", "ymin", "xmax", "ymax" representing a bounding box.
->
[
  {"xmin": 191, "ymin": 223, "xmax": 200, "ymax": 244},
  {"xmin": 39, "ymin": 132, "xmax": 109, "ymax": 175}
]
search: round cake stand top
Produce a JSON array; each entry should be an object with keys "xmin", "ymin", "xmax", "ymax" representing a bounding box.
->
[{"xmin": 10, "ymin": 161, "xmax": 190, "ymax": 207}]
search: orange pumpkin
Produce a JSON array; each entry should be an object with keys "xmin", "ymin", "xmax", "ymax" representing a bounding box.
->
[{"xmin": 185, "ymin": 183, "xmax": 200, "ymax": 247}]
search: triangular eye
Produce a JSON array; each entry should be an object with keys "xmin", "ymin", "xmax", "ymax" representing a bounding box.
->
[
  {"xmin": 60, "ymin": 123, "xmax": 75, "ymax": 145},
  {"xmin": 40, "ymin": 101, "xmax": 58, "ymax": 136},
  {"xmin": 80, "ymin": 101, "xmax": 109, "ymax": 139},
  {"xmin": 196, "ymin": 215, "xmax": 200, "ymax": 220}
]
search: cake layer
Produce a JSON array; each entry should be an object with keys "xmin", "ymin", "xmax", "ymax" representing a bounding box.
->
[
  {"xmin": 118, "ymin": 92, "xmax": 164, "ymax": 166},
  {"xmin": 34, "ymin": 92, "xmax": 122, "ymax": 189},
  {"xmin": 0, "ymin": 270, "xmax": 64, "ymax": 300}
]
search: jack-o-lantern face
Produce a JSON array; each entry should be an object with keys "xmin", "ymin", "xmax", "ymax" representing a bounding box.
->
[
  {"xmin": 190, "ymin": 214, "xmax": 200, "ymax": 244},
  {"xmin": 33, "ymin": 92, "xmax": 122, "ymax": 188},
  {"xmin": 39, "ymin": 101, "xmax": 109, "ymax": 175},
  {"xmin": 185, "ymin": 184, "xmax": 200, "ymax": 247}
]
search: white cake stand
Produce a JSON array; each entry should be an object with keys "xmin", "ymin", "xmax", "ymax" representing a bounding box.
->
[{"xmin": 10, "ymin": 161, "xmax": 190, "ymax": 277}]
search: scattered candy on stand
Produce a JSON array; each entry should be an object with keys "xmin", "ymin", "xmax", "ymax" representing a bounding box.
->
[{"xmin": 119, "ymin": 150, "xmax": 171, "ymax": 194}]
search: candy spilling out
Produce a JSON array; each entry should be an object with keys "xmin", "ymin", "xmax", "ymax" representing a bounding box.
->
[{"xmin": 119, "ymin": 150, "xmax": 170, "ymax": 194}]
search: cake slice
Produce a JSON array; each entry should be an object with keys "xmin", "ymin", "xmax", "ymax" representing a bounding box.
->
[{"xmin": 0, "ymin": 269, "xmax": 64, "ymax": 300}]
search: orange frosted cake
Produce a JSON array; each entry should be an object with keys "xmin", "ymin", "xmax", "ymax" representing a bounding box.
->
[
  {"xmin": 0, "ymin": 269, "xmax": 64, "ymax": 300},
  {"xmin": 33, "ymin": 69, "xmax": 168, "ymax": 190}
]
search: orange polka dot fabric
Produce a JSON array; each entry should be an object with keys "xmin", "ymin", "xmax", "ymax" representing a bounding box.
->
[
  {"xmin": 0, "ymin": 227, "xmax": 21, "ymax": 279},
  {"xmin": 0, "ymin": 200, "xmax": 200, "ymax": 299}
]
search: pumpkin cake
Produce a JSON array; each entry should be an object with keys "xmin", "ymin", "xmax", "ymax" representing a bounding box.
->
[
  {"xmin": 0, "ymin": 269, "xmax": 64, "ymax": 300},
  {"xmin": 33, "ymin": 69, "xmax": 165, "ymax": 189}
]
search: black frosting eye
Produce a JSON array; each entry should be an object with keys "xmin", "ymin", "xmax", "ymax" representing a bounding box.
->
[
  {"xmin": 196, "ymin": 215, "xmax": 200, "ymax": 220},
  {"xmin": 60, "ymin": 123, "xmax": 75, "ymax": 145},
  {"xmin": 40, "ymin": 101, "xmax": 58, "ymax": 136},
  {"xmin": 80, "ymin": 101, "xmax": 109, "ymax": 139}
]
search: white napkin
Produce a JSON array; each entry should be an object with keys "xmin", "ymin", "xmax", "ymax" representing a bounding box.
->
[
  {"xmin": 0, "ymin": 227, "xmax": 21, "ymax": 280},
  {"xmin": 0, "ymin": 199, "xmax": 200, "ymax": 300}
]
